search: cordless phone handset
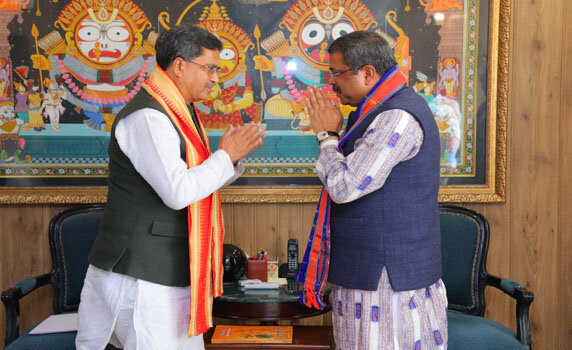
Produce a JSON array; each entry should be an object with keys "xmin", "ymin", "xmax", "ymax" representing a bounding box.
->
[{"xmin": 286, "ymin": 238, "xmax": 299, "ymax": 278}]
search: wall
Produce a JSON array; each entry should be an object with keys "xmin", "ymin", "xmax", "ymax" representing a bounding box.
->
[{"xmin": 1, "ymin": 0, "xmax": 571, "ymax": 349}]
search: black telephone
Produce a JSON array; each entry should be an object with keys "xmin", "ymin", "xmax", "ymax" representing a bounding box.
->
[{"xmin": 286, "ymin": 238, "xmax": 299, "ymax": 279}]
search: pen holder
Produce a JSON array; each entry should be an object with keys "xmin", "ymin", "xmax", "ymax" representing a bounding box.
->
[{"xmin": 247, "ymin": 259, "xmax": 268, "ymax": 282}]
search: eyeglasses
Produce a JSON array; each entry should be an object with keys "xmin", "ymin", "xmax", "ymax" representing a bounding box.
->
[
  {"xmin": 330, "ymin": 65, "xmax": 364, "ymax": 78},
  {"xmin": 187, "ymin": 60, "xmax": 222, "ymax": 76}
]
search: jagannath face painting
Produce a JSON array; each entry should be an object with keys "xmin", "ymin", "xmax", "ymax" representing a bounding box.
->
[
  {"xmin": 297, "ymin": 16, "xmax": 356, "ymax": 67},
  {"xmin": 75, "ymin": 17, "xmax": 133, "ymax": 65},
  {"xmin": 280, "ymin": 0, "xmax": 377, "ymax": 71}
]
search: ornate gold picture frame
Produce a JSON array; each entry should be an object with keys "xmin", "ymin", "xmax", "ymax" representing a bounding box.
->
[{"xmin": 0, "ymin": 0, "xmax": 507, "ymax": 204}]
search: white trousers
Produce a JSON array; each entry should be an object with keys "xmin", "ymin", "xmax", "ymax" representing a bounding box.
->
[
  {"xmin": 331, "ymin": 268, "xmax": 448, "ymax": 350},
  {"xmin": 75, "ymin": 265, "xmax": 205, "ymax": 350}
]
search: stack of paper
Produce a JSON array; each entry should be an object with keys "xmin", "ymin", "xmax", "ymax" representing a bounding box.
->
[{"xmin": 238, "ymin": 279, "xmax": 280, "ymax": 289}]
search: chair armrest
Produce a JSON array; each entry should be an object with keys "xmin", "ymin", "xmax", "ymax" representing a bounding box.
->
[
  {"xmin": 487, "ymin": 274, "xmax": 534, "ymax": 348},
  {"xmin": 1, "ymin": 273, "xmax": 52, "ymax": 346}
]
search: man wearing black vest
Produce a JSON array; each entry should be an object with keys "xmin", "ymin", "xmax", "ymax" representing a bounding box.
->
[
  {"xmin": 299, "ymin": 31, "xmax": 448, "ymax": 349},
  {"xmin": 76, "ymin": 26, "xmax": 265, "ymax": 349}
]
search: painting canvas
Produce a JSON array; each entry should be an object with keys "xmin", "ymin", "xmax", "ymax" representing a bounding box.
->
[{"xmin": 0, "ymin": 0, "xmax": 506, "ymax": 203}]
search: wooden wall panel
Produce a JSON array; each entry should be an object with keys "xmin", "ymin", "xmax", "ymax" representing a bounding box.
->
[
  {"xmin": 276, "ymin": 203, "xmax": 303, "ymax": 263},
  {"xmin": 510, "ymin": 0, "xmax": 563, "ymax": 347},
  {"xmin": 228, "ymin": 204, "xmax": 257, "ymax": 260},
  {"xmin": 558, "ymin": 0, "xmax": 572, "ymax": 348},
  {"xmin": 474, "ymin": 202, "xmax": 513, "ymax": 328},
  {"xmin": 252, "ymin": 204, "xmax": 279, "ymax": 258},
  {"xmin": 0, "ymin": 205, "xmax": 66, "ymax": 350},
  {"xmin": 221, "ymin": 204, "xmax": 233, "ymax": 242},
  {"xmin": 1, "ymin": 1, "xmax": 572, "ymax": 349}
]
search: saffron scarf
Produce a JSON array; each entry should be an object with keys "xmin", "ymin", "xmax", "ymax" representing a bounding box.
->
[
  {"xmin": 143, "ymin": 65, "xmax": 224, "ymax": 336},
  {"xmin": 296, "ymin": 66, "xmax": 407, "ymax": 309}
]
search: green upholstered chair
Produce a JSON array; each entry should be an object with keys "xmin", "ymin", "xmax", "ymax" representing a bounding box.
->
[
  {"xmin": 2, "ymin": 204, "xmax": 117, "ymax": 349},
  {"xmin": 440, "ymin": 205, "xmax": 534, "ymax": 349}
]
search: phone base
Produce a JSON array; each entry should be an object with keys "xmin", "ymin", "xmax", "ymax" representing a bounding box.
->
[{"xmin": 279, "ymin": 262, "xmax": 300, "ymax": 279}]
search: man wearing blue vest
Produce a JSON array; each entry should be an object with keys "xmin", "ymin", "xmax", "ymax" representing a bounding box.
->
[
  {"xmin": 299, "ymin": 30, "xmax": 448, "ymax": 349},
  {"xmin": 76, "ymin": 26, "xmax": 265, "ymax": 349}
]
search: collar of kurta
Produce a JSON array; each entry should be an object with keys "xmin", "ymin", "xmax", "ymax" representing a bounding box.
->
[{"xmin": 143, "ymin": 65, "xmax": 224, "ymax": 336}]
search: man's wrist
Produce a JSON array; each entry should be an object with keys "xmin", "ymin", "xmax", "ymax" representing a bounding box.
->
[
  {"xmin": 316, "ymin": 130, "xmax": 339, "ymax": 142},
  {"xmin": 319, "ymin": 137, "xmax": 339, "ymax": 150}
]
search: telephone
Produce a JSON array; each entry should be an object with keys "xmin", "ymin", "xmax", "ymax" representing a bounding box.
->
[
  {"xmin": 285, "ymin": 280, "xmax": 303, "ymax": 294},
  {"xmin": 286, "ymin": 238, "xmax": 299, "ymax": 279}
]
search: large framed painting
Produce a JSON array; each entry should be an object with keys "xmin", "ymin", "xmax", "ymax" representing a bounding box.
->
[{"xmin": 0, "ymin": 0, "xmax": 507, "ymax": 203}]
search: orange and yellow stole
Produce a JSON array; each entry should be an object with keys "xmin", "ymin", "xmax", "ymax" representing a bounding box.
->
[{"xmin": 143, "ymin": 65, "xmax": 224, "ymax": 337}]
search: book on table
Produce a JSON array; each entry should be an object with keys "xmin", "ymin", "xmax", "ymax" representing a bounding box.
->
[{"xmin": 210, "ymin": 325, "xmax": 293, "ymax": 344}]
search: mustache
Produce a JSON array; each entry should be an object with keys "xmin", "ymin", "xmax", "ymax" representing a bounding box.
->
[{"xmin": 332, "ymin": 85, "xmax": 342, "ymax": 94}]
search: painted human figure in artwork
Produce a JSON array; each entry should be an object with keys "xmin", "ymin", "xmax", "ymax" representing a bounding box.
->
[
  {"xmin": 40, "ymin": 80, "xmax": 66, "ymax": 132},
  {"xmin": 0, "ymin": 101, "xmax": 31, "ymax": 163},
  {"xmin": 434, "ymin": 95, "xmax": 462, "ymax": 166},
  {"xmin": 13, "ymin": 83, "xmax": 29, "ymax": 129},
  {"xmin": 0, "ymin": 58, "xmax": 11, "ymax": 100},
  {"xmin": 413, "ymin": 71, "xmax": 436, "ymax": 113},
  {"xmin": 438, "ymin": 58, "xmax": 460, "ymax": 98},
  {"xmin": 27, "ymin": 86, "xmax": 45, "ymax": 132}
]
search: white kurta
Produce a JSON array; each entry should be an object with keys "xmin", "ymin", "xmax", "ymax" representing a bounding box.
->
[{"xmin": 76, "ymin": 107, "xmax": 243, "ymax": 350}]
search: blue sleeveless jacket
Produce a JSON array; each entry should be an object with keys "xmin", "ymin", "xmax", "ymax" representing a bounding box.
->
[{"xmin": 328, "ymin": 87, "xmax": 442, "ymax": 291}]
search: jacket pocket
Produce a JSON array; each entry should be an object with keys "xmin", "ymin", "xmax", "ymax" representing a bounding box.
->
[{"xmin": 149, "ymin": 219, "xmax": 187, "ymax": 239}]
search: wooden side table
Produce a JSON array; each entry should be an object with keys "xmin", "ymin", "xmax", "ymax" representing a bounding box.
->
[{"xmin": 204, "ymin": 325, "xmax": 333, "ymax": 349}]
